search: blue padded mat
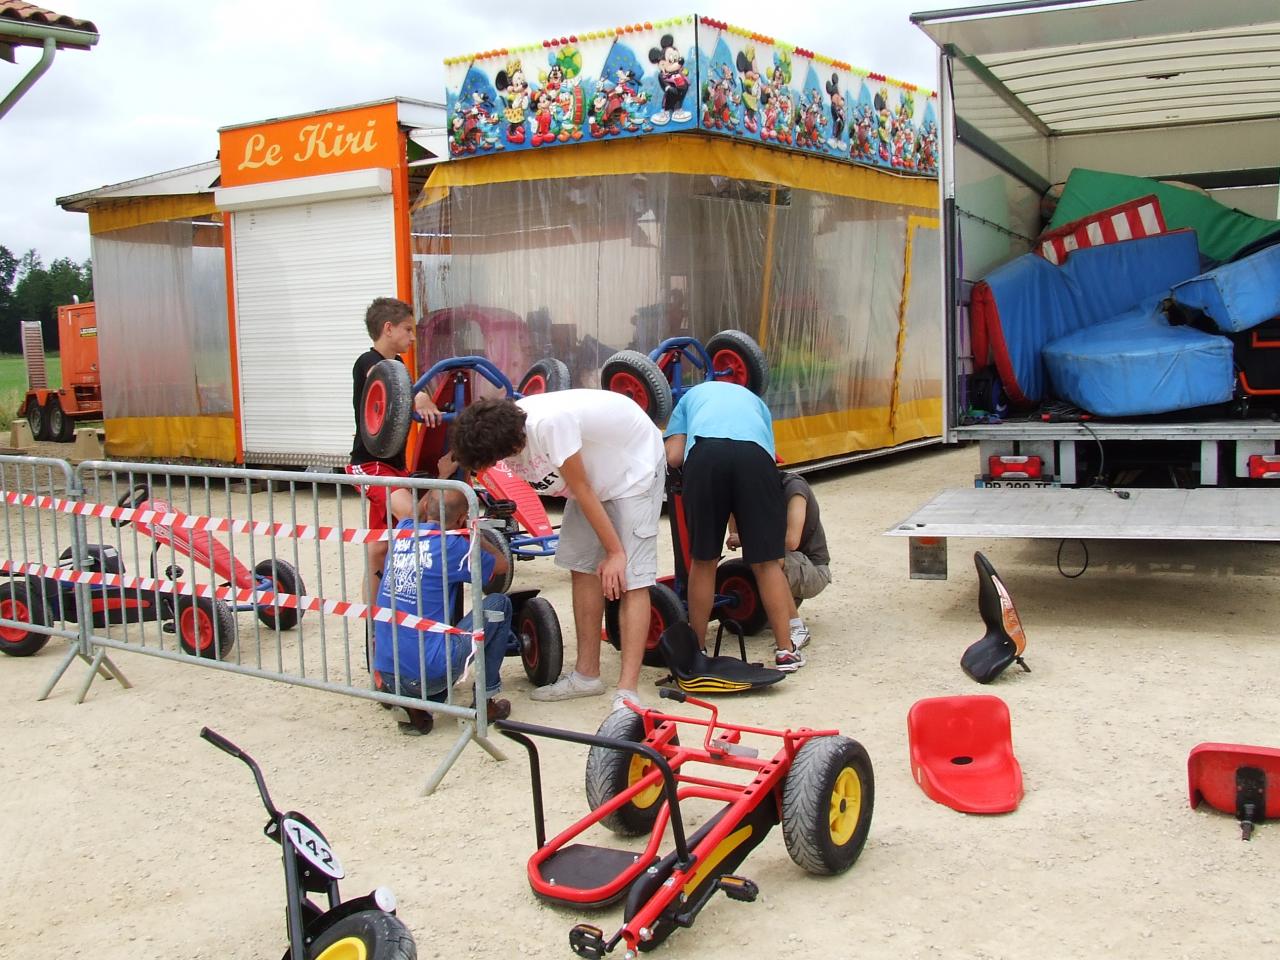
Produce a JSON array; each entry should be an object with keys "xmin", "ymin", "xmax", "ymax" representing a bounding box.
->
[{"xmin": 1171, "ymin": 241, "xmax": 1280, "ymax": 334}]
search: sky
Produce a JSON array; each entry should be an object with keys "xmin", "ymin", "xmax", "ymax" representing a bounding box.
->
[{"xmin": 0, "ymin": 0, "xmax": 989, "ymax": 267}]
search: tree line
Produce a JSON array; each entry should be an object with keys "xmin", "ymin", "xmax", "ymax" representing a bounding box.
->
[{"xmin": 0, "ymin": 244, "xmax": 95, "ymax": 354}]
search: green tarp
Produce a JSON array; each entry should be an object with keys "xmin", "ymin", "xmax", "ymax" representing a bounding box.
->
[{"xmin": 1049, "ymin": 168, "xmax": 1280, "ymax": 264}]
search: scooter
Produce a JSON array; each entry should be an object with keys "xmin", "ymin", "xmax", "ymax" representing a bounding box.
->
[{"xmin": 200, "ymin": 727, "xmax": 416, "ymax": 960}]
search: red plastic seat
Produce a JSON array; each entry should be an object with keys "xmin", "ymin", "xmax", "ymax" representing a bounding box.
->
[
  {"xmin": 907, "ymin": 695, "xmax": 1023, "ymax": 814},
  {"xmin": 1188, "ymin": 742, "xmax": 1280, "ymax": 838}
]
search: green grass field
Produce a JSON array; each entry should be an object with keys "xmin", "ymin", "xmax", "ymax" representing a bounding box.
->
[{"xmin": 0, "ymin": 353, "xmax": 62, "ymax": 431}]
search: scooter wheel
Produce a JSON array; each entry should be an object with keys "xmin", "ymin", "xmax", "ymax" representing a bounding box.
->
[
  {"xmin": 0, "ymin": 580, "xmax": 49, "ymax": 657},
  {"xmin": 782, "ymin": 735, "xmax": 875, "ymax": 875},
  {"xmin": 515, "ymin": 595, "xmax": 562, "ymax": 687},
  {"xmin": 308, "ymin": 909, "xmax": 417, "ymax": 959},
  {"xmin": 254, "ymin": 559, "xmax": 305, "ymax": 631},
  {"xmin": 175, "ymin": 595, "xmax": 236, "ymax": 660},
  {"xmin": 586, "ymin": 708, "xmax": 678, "ymax": 837},
  {"xmin": 517, "ymin": 357, "xmax": 571, "ymax": 395},
  {"xmin": 359, "ymin": 359, "xmax": 414, "ymax": 461},
  {"xmin": 706, "ymin": 328, "xmax": 769, "ymax": 396}
]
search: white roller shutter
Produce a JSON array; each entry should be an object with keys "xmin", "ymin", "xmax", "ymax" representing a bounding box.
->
[{"xmin": 232, "ymin": 194, "xmax": 396, "ymax": 463}]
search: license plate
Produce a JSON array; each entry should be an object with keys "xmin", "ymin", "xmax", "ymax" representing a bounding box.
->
[{"xmin": 975, "ymin": 478, "xmax": 1058, "ymax": 489}]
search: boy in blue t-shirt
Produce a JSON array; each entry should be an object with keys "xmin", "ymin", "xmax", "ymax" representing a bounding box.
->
[{"xmin": 373, "ymin": 486, "xmax": 513, "ymax": 733}]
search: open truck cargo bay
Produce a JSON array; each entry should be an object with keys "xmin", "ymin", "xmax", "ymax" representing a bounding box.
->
[{"xmin": 893, "ymin": 0, "xmax": 1280, "ymax": 576}]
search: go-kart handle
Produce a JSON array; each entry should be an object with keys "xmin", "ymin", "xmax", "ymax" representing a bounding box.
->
[
  {"xmin": 659, "ymin": 687, "xmax": 687, "ymax": 703},
  {"xmin": 200, "ymin": 726, "xmax": 280, "ymax": 819},
  {"xmin": 412, "ymin": 355, "xmax": 517, "ymax": 399}
]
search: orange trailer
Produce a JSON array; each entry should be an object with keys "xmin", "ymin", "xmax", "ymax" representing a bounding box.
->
[{"xmin": 19, "ymin": 302, "xmax": 103, "ymax": 442}]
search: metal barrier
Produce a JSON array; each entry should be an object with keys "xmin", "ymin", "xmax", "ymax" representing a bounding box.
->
[{"xmin": 0, "ymin": 457, "xmax": 505, "ymax": 794}]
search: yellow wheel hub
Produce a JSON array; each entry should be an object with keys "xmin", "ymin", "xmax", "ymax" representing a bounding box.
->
[
  {"xmin": 829, "ymin": 767, "xmax": 862, "ymax": 845},
  {"xmin": 315, "ymin": 936, "xmax": 368, "ymax": 960},
  {"xmin": 628, "ymin": 754, "xmax": 661, "ymax": 809}
]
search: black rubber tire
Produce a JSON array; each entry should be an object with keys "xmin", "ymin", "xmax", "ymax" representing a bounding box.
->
[
  {"xmin": 604, "ymin": 581, "xmax": 686, "ymax": 668},
  {"xmin": 714, "ymin": 559, "xmax": 769, "ymax": 636},
  {"xmin": 585, "ymin": 707, "xmax": 677, "ymax": 837},
  {"xmin": 517, "ymin": 357, "xmax": 571, "ymax": 394},
  {"xmin": 781, "ymin": 735, "xmax": 875, "ymax": 876},
  {"xmin": 0, "ymin": 581, "xmax": 49, "ymax": 657},
  {"xmin": 308, "ymin": 909, "xmax": 417, "ymax": 960},
  {"xmin": 253, "ymin": 559, "xmax": 305, "ymax": 631},
  {"xmin": 479, "ymin": 528, "xmax": 514, "ymax": 594},
  {"xmin": 515, "ymin": 595, "xmax": 563, "ymax": 686},
  {"xmin": 25, "ymin": 398, "xmax": 48, "ymax": 441},
  {"xmin": 174, "ymin": 594, "xmax": 236, "ymax": 660},
  {"xmin": 706, "ymin": 328, "xmax": 770, "ymax": 396},
  {"xmin": 47, "ymin": 397, "xmax": 75, "ymax": 442},
  {"xmin": 602, "ymin": 350, "xmax": 674, "ymax": 423},
  {"xmin": 359, "ymin": 359, "xmax": 414, "ymax": 461}
]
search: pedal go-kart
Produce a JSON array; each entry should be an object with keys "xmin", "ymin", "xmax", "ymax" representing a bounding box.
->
[
  {"xmin": 496, "ymin": 689, "xmax": 873, "ymax": 957},
  {"xmin": 359, "ymin": 353, "xmax": 567, "ymax": 685},
  {"xmin": 200, "ymin": 727, "xmax": 416, "ymax": 960},
  {"xmin": 0, "ymin": 484, "xmax": 305, "ymax": 660}
]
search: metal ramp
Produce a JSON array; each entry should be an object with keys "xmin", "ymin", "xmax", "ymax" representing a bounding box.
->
[{"xmin": 887, "ymin": 487, "xmax": 1280, "ymax": 579}]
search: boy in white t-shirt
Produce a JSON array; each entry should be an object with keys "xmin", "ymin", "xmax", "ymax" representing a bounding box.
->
[{"xmin": 450, "ymin": 390, "xmax": 666, "ymax": 711}]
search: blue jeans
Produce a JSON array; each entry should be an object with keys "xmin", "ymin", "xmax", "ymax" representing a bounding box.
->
[{"xmin": 380, "ymin": 593, "xmax": 513, "ymax": 700}]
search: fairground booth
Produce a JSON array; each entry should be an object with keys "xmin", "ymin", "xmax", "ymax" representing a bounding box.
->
[{"xmin": 58, "ymin": 18, "xmax": 941, "ymax": 468}]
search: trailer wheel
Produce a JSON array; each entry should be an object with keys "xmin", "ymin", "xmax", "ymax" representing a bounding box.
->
[
  {"xmin": 782, "ymin": 735, "xmax": 874, "ymax": 875},
  {"xmin": 175, "ymin": 595, "xmax": 236, "ymax": 660},
  {"xmin": 602, "ymin": 350, "xmax": 674, "ymax": 424},
  {"xmin": 308, "ymin": 909, "xmax": 417, "ymax": 960},
  {"xmin": 604, "ymin": 582, "xmax": 685, "ymax": 668},
  {"xmin": 253, "ymin": 559, "xmax": 305, "ymax": 631},
  {"xmin": 479, "ymin": 528, "xmax": 515, "ymax": 594},
  {"xmin": 0, "ymin": 581, "xmax": 49, "ymax": 657},
  {"xmin": 46, "ymin": 397, "xmax": 75, "ymax": 442},
  {"xmin": 706, "ymin": 329, "xmax": 769, "ymax": 396},
  {"xmin": 586, "ymin": 707, "xmax": 677, "ymax": 836},
  {"xmin": 359, "ymin": 359, "xmax": 414, "ymax": 461},
  {"xmin": 515, "ymin": 595, "xmax": 563, "ymax": 686},
  {"xmin": 517, "ymin": 357, "xmax": 571, "ymax": 395},
  {"xmin": 25, "ymin": 398, "xmax": 48, "ymax": 441},
  {"xmin": 714, "ymin": 559, "xmax": 769, "ymax": 636}
]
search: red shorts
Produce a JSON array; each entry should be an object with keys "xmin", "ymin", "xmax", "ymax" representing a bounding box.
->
[{"xmin": 345, "ymin": 462, "xmax": 407, "ymax": 530}]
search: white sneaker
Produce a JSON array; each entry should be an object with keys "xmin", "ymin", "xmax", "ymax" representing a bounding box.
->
[
  {"xmin": 612, "ymin": 688, "xmax": 643, "ymax": 712},
  {"xmin": 530, "ymin": 671, "xmax": 606, "ymax": 702},
  {"xmin": 790, "ymin": 623, "xmax": 811, "ymax": 652}
]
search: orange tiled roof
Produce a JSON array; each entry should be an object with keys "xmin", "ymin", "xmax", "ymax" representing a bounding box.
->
[{"xmin": 0, "ymin": 2, "xmax": 98, "ymax": 48}]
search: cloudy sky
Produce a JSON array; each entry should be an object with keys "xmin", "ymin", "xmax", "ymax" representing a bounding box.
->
[{"xmin": 1, "ymin": 0, "xmax": 989, "ymax": 266}]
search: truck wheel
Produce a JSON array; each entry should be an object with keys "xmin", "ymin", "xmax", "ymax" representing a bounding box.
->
[
  {"xmin": 515, "ymin": 595, "xmax": 562, "ymax": 686},
  {"xmin": 46, "ymin": 397, "xmax": 75, "ymax": 442},
  {"xmin": 602, "ymin": 350, "xmax": 674, "ymax": 424},
  {"xmin": 0, "ymin": 581, "xmax": 49, "ymax": 657},
  {"xmin": 253, "ymin": 559, "xmax": 305, "ymax": 631},
  {"xmin": 518, "ymin": 357, "xmax": 571, "ymax": 394},
  {"xmin": 308, "ymin": 909, "xmax": 417, "ymax": 960},
  {"xmin": 714, "ymin": 559, "xmax": 769, "ymax": 635},
  {"xmin": 359, "ymin": 359, "xmax": 413, "ymax": 461},
  {"xmin": 585, "ymin": 707, "xmax": 677, "ymax": 836},
  {"xmin": 707, "ymin": 329, "xmax": 770, "ymax": 396},
  {"xmin": 174, "ymin": 595, "xmax": 236, "ymax": 660},
  {"xmin": 604, "ymin": 582, "xmax": 685, "ymax": 668},
  {"xmin": 25, "ymin": 398, "xmax": 48, "ymax": 441},
  {"xmin": 479, "ymin": 528, "xmax": 514, "ymax": 594},
  {"xmin": 782, "ymin": 735, "xmax": 875, "ymax": 875}
]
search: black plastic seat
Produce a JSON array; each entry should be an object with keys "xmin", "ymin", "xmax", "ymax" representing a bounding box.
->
[{"xmin": 658, "ymin": 622, "xmax": 785, "ymax": 694}]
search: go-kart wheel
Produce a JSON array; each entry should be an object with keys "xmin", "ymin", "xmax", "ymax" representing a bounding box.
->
[
  {"xmin": 515, "ymin": 595, "xmax": 562, "ymax": 686},
  {"xmin": 0, "ymin": 581, "xmax": 49, "ymax": 657},
  {"xmin": 518, "ymin": 357, "xmax": 571, "ymax": 394},
  {"xmin": 782, "ymin": 735, "xmax": 875, "ymax": 875},
  {"xmin": 111, "ymin": 484, "xmax": 150, "ymax": 529},
  {"xmin": 253, "ymin": 559, "xmax": 305, "ymax": 631},
  {"xmin": 604, "ymin": 582, "xmax": 685, "ymax": 668},
  {"xmin": 586, "ymin": 707, "xmax": 678, "ymax": 837},
  {"xmin": 174, "ymin": 594, "xmax": 236, "ymax": 660},
  {"xmin": 46, "ymin": 396, "xmax": 75, "ymax": 442},
  {"xmin": 714, "ymin": 559, "xmax": 769, "ymax": 636},
  {"xmin": 602, "ymin": 350, "xmax": 674, "ymax": 424},
  {"xmin": 479, "ymin": 528, "xmax": 514, "ymax": 594},
  {"xmin": 307, "ymin": 908, "xmax": 417, "ymax": 960},
  {"xmin": 706, "ymin": 328, "xmax": 769, "ymax": 396},
  {"xmin": 359, "ymin": 359, "xmax": 414, "ymax": 461},
  {"xmin": 25, "ymin": 398, "xmax": 48, "ymax": 441}
]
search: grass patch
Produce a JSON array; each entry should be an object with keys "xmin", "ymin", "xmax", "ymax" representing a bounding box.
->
[{"xmin": 0, "ymin": 353, "xmax": 62, "ymax": 432}]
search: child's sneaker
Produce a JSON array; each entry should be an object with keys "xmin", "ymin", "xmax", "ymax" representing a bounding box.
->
[
  {"xmin": 790, "ymin": 623, "xmax": 811, "ymax": 652},
  {"xmin": 530, "ymin": 671, "xmax": 606, "ymax": 701},
  {"xmin": 774, "ymin": 648, "xmax": 806, "ymax": 672},
  {"xmin": 612, "ymin": 688, "xmax": 643, "ymax": 713}
]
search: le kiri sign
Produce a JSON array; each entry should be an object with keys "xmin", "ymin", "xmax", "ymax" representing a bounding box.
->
[{"xmin": 219, "ymin": 103, "xmax": 402, "ymax": 188}]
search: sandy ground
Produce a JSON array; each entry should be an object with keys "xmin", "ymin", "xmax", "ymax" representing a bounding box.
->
[{"xmin": 2, "ymin": 442, "xmax": 1278, "ymax": 959}]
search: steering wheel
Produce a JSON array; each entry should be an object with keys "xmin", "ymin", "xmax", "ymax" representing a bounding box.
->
[{"xmin": 111, "ymin": 484, "xmax": 150, "ymax": 529}]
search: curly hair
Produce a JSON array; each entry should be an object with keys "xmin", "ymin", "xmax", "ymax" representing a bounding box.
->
[
  {"xmin": 364, "ymin": 297, "xmax": 412, "ymax": 339},
  {"xmin": 451, "ymin": 398, "xmax": 527, "ymax": 471}
]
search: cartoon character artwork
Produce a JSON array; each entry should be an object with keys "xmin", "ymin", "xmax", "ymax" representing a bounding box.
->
[
  {"xmin": 531, "ymin": 89, "xmax": 557, "ymax": 146},
  {"xmin": 760, "ymin": 49, "xmax": 794, "ymax": 144},
  {"xmin": 702, "ymin": 64, "xmax": 740, "ymax": 131},
  {"xmin": 795, "ymin": 88, "xmax": 827, "ymax": 150},
  {"xmin": 449, "ymin": 91, "xmax": 501, "ymax": 155},
  {"xmin": 542, "ymin": 45, "xmax": 586, "ymax": 143},
  {"xmin": 590, "ymin": 68, "xmax": 647, "ymax": 137},
  {"xmin": 825, "ymin": 73, "xmax": 847, "ymax": 152},
  {"xmin": 736, "ymin": 46, "xmax": 763, "ymax": 135},
  {"xmin": 892, "ymin": 90, "xmax": 917, "ymax": 169},
  {"xmin": 916, "ymin": 117, "xmax": 938, "ymax": 175},
  {"xmin": 851, "ymin": 102, "xmax": 875, "ymax": 160},
  {"xmin": 873, "ymin": 86, "xmax": 893, "ymax": 165},
  {"xmin": 495, "ymin": 58, "xmax": 532, "ymax": 145},
  {"xmin": 774, "ymin": 89, "xmax": 795, "ymax": 145},
  {"xmin": 648, "ymin": 33, "xmax": 692, "ymax": 126}
]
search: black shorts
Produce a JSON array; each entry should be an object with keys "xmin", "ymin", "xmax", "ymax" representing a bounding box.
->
[{"xmin": 683, "ymin": 438, "xmax": 784, "ymax": 564}]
